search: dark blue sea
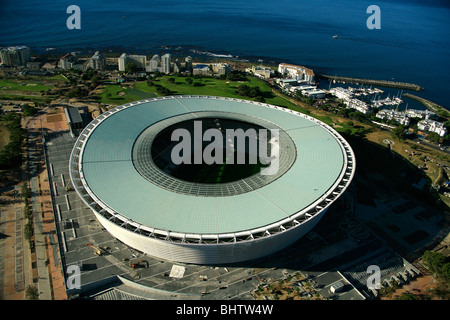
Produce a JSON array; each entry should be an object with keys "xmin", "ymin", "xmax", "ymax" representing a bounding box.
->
[{"xmin": 1, "ymin": 0, "xmax": 449, "ymax": 108}]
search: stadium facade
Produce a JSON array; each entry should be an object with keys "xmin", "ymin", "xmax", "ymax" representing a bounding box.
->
[{"xmin": 69, "ymin": 96, "xmax": 355, "ymax": 264}]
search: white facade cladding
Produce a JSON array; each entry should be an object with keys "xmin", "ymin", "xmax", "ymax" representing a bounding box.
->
[
  {"xmin": 69, "ymin": 96, "xmax": 356, "ymax": 265},
  {"xmin": 91, "ymin": 205, "xmax": 328, "ymax": 264}
]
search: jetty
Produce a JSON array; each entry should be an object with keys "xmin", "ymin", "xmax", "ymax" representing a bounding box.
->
[
  {"xmin": 403, "ymin": 93, "xmax": 449, "ymax": 117},
  {"xmin": 318, "ymin": 74, "xmax": 424, "ymax": 91}
]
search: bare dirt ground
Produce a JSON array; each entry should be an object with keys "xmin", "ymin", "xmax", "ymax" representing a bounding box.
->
[
  {"xmin": 0, "ymin": 106, "xmax": 68, "ymax": 300},
  {"xmin": 380, "ymin": 275, "xmax": 439, "ymax": 300}
]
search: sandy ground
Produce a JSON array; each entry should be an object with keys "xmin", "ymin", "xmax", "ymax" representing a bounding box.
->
[
  {"xmin": 381, "ymin": 275, "xmax": 439, "ymax": 300},
  {"xmin": 0, "ymin": 106, "xmax": 68, "ymax": 299}
]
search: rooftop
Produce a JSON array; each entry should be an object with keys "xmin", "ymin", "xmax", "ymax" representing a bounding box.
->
[{"xmin": 74, "ymin": 96, "xmax": 353, "ymax": 236}]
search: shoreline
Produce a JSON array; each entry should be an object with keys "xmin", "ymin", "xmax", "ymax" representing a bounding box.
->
[{"xmin": 9, "ymin": 44, "xmax": 449, "ymax": 111}]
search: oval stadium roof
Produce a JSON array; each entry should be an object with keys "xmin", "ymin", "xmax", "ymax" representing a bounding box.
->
[{"xmin": 72, "ymin": 96, "xmax": 354, "ymax": 236}]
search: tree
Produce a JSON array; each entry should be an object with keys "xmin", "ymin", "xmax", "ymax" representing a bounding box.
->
[
  {"xmin": 24, "ymin": 221, "xmax": 33, "ymax": 241},
  {"xmin": 254, "ymin": 96, "xmax": 265, "ymax": 103},
  {"xmin": 421, "ymin": 250, "xmax": 446, "ymax": 276},
  {"xmin": 156, "ymin": 85, "xmax": 171, "ymax": 96},
  {"xmin": 0, "ymin": 114, "xmax": 24, "ymax": 169},
  {"xmin": 227, "ymin": 71, "xmax": 247, "ymax": 81},
  {"xmin": 391, "ymin": 125, "xmax": 407, "ymax": 140},
  {"xmin": 125, "ymin": 62, "xmax": 138, "ymax": 74},
  {"xmin": 338, "ymin": 108, "xmax": 351, "ymax": 118},
  {"xmin": 236, "ymin": 84, "xmax": 250, "ymax": 97},
  {"xmin": 444, "ymin": 120, "xmax": 450, "ymax": 131},
  {"xmin": 22, "ymin": 104, "xmax": 37, "ymax": 117},
  {"xmin": 26, "ymin": 285, "xmax": 38, "ymax": 300},
  {"xmin": 186, "ymin": 77, "xmax": 193, "ymax": 85},
  {"xmin": 235, "ymin": 85, "xmax": 263, "ymax": 98},
  {"xmin": 248, "ymin": 86, "xmax": 262, "ymax": 98},
  {"xmin": 397, "ymin": 292, "xmax": 418, "ymax": 300},
  {"xmin": 427, "ymin": 132, "xmax": 441, "ymax": 144}
]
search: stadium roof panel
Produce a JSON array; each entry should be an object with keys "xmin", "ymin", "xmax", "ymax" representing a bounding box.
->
[{"xmin": 74, "ymin": 96, "xmax": 351, "ymax": 235}]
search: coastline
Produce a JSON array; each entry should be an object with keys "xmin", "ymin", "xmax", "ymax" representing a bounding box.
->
[{"xmin": 6, "ymin": 43, "xmax": 449, "ymax": 112}]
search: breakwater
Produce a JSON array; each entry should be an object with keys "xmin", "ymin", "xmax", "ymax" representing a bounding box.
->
[
  {"xmin": 318, "ymin": 74, "xmax": 424, "ymax": 92},
  {"xmin": 403, "ymin": 93, "xmax": 449, "ymax": 116}
]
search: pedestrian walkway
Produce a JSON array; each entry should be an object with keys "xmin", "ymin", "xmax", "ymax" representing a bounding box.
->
[
  {"xmin": 26, "ymin": 108, "xmax": 69, "ymax": 300},
  {"xmin": 29, "ymin": 119, "xmax": 52, "ymax": 300}
]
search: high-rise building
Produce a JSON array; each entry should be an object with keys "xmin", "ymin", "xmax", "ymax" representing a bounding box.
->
[
  {"xmin": 118, "ymin": 53, "xmax": 147, "ymax": 72},
  {"xmin": 0, "ymin": 46, "xmax": 31, "ymax": 67},
  {"xmin": 147, "ymin": 54, "xmax": 160, "ymax": 72},
  {"xmin": 173, "ymin": 59, "xmax": 182, "ymax": 73},
  {"xmin": 59, "ymin": 53, "xmax": 78, "ymax": 70},
  {"xmin": 89, "ymin": 51, "xmax": 106, "ymax": 70},
  {"xmin": 185, "ymin": 56, "xmax": 193, "ymax": 72},
  {"xmin": 161, "ymin": 53, "xmax": 171, "ymax": 74}
]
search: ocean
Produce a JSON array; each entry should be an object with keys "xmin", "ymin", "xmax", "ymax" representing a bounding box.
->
[{"xmin": 0, "ymin": 0, "xmax": 449, "ymax": 108}]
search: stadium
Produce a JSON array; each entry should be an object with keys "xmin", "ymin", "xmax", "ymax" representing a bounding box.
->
[{"xmin": 69, "ymin": 96, "xmax": 355, "ymax": 265}]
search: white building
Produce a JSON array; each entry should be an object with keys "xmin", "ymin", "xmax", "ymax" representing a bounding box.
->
[
  {"xmin": 247, "ymin": 65, "xmax": 273, "ymax": 79},
  {"xmin": 330, "ymin": 87, "xmax": 369, "ymax": 114},
  {"xmin": 185, "ymin": 56, "xmax": 193, "ymax": 72},
  {"xmin": 277, "ymin": 78, "xmax": 300, "ymax": 88},
  {"xmin": 376, "ymin": 109, "xmax": 411, "ymax": 126},
  {"xmin": 303, "ymin": 89, "xmax": 327, "ymax": 99},
  {"xmin": 192, "ymin": 64, "xmax": 211, "ymax": 76},
  {"xmin": 346, "ymin": 99, "xmax": 370, "ymax": 114},
  {"xmin": 147, "ymin": 54, "xmax": 161, "ymax": 72},
  {"xmin": 329, "ymin": 87, "xmax": 352, "ymax": 100},
  {"xmin": 288, "ymin": 85, "xmax": 317, "ymax": 93},
  {"xmin": 89, "ymin": 51, "xmax": 106, "ymax": 70},
  {"xmin": 418, "ymin": 119, "xmax": 447, "ymax": 137},
  {"xmin": 118, "ymin": 53, "xmax": 147, "ymax": 72},
  {"xmin": 278, "ymin": 63, "xmax": 315, "ymax": 83},
  {"xmin": 405, "ymin": 109, "xmax": 436, "ymax": 120},
  {"xmin": 59, "ymin": 53, "xmax": 77, "ymax": 70},
  {"xmin": 211, "ymin": 63, "xmax": 230, "ymax": 76},
  {"xmin": 0, "ymin": 46, "xmax": 31, "ymax": 67},
  {"xmin": 161, "ymin": 53, "xmax": 171, "ymax": 74}
]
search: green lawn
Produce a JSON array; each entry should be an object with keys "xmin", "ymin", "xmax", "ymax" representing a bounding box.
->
[
  {"xmin": 132, "ymin": 75, "xmax": 299, "ymax": 109},
  {"xmin": 99, "ymin": 84, "xmax": 157, "ymax": 105},
  {"xmin": 0, "ymin": 79, "xmax": 53, "ymax": 92},
  {"xmin": 100, "ymin": 76, "xmax": 311, "ymax": 115}
]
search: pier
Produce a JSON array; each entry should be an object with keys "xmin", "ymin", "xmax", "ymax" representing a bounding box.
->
[{"xmin": 318, "ymin": 74, "xmax": 424, "ymax": 92}]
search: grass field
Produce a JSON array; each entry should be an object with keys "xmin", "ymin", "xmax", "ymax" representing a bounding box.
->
[
  {"xmin": 0, "ymin": 79, "xmax": 55, "ymax": 92},
  {"xmin": 98, "ymin": 84, "xmax": 157, "ymax": 105},
  {"xmin": 100, "ymin": 75, "xmax": 299, "ymax": 109},
  {"xmin": 0, "ymin": 76, "xmax": 66, "ymax": 103},
  {"xmin": 0, "ymin": 124, "xmax": 10, "ymax": 151}
]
